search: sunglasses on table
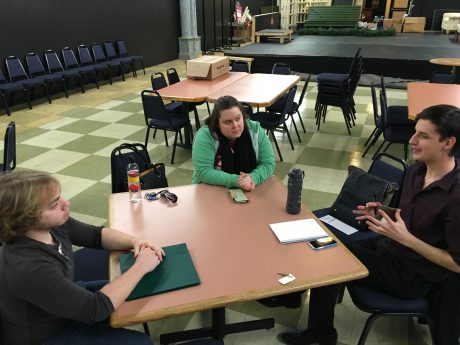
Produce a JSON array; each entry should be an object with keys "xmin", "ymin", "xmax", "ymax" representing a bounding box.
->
[{"xmin": 144, "ymin": 189, "xmax": 178, "ymax": 204}]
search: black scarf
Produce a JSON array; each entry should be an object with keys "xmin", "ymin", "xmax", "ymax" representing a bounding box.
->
[{"xmin": 219, "ymin": 125, "xmax": 257, "ymax": 174}]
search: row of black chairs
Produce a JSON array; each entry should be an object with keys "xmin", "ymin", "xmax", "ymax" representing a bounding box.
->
[{"xmin": 0, "ymin": 40, "xmax": 144, "ymax": 116}]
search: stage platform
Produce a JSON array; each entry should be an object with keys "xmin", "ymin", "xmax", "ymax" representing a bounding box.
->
[{"xmin": 226, "ymin": 32, "xmax": 460, "ymax": 80}]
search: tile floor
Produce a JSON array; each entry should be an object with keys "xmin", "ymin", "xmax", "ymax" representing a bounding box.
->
[{"xmin": 0, "ymin": 57, "xmax": 433, "ymax": 344}]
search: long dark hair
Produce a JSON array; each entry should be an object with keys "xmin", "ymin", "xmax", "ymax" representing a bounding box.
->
[{"xmin": 205, "ymin": 96, "xmax": 250, "ymax": 139}]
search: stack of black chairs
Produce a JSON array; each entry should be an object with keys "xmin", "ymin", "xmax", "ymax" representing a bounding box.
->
[
  {"xmin": 0, "ymin": 40, "xmax": 144, "ymax": 117},
  {"xmin": 315, "ymin": 48, "xmax": 363, "ymax": 134}
]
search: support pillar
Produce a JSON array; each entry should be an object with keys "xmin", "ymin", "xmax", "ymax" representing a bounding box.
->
[{"xmin": 178, "ymin": 0, "xmax": 202, "ymax": 60}]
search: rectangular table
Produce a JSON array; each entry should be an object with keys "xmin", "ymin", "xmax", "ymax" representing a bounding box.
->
[
  {"xmin": 206, "ymin": 73, "xmax": 300, "ymax": 107},
  {"xmin": 109, "ymin": 177, "xmax": 367, "ymax": 343},
  {"xmin": 407, "ymin": 82, "xmax": 460, "ymax": 120},
  {"xmin": 255, "ymin": 29, "xmax": 293, "ymax": 44}
]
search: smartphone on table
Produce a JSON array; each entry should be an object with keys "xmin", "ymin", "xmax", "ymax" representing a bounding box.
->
[{"xmin": 308, "ymin": 236, "xmax": 337, "ymax": 250}]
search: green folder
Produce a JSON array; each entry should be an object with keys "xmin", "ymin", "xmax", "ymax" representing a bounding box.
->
[{"xmin": 119, "ymin": 243, "xmax": 200, "ymax": 301}]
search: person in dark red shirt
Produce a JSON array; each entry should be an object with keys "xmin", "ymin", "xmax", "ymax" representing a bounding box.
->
[{"xmin": 280, "ymin": 104, "xmax": 460, "ymax": 345}]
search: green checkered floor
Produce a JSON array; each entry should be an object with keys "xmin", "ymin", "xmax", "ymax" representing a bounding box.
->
[{"xmin": 1, "ymin": 61, "xmax": 432, "ymax": 345}]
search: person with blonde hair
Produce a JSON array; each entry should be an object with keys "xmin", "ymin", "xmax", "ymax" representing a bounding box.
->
[{"xmin": 0, "ymin": 170, "xmax": 164, "ymax": 345}]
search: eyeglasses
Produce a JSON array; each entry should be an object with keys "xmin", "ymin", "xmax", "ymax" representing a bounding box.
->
[{"xmin": 144, "ymin": 189, "xmax": 178, "ymax": 204}]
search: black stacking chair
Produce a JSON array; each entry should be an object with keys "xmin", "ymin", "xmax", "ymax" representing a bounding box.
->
[
  {"xmin": 347, "ymin": 284, "xmax": 435, "ymax": 345},
  {"xmin": 91, "ymin": 43, "xmax": 125, "ymax": 81},
  {"xmin": 77, "ymin": 44, "xmax": 112, "ymax": 85},
  {"xmin": 430, "ymin": 72, "xmax": 454, "ymax": 84},
  {"xmin": 166, "ymin": 67, "xmax": 211, "ymax": 118},
  {"xmin": 0, "ymin": 69, "xmax": 27, "ymax": 116},
  {"xmin": 1, "ymin": 121, "xmax": 16, "ymax": 172},
  {"xmin": 116, "ymin": 40, "xmax": 145, "ymax": 75},
  {"xmin": 271, "ymin": 62, "xmax": 291, "ymax": 75},
  {"xmin": 103, "ymin": 41, "xmax": 135, "ymax": 78},
  {"xmin": 151, "ymin": 72, "xmax": 183, "ymax": 115},
  {"xmin": 315, "ymin": 48, "xmax": 362, "ymax": 134},
  {"xmin": 252, "ymin": 85, "xmax": 297, "ymax": 162},
  {"xmin": 25, "ymin": 52, "xmax": 67, "ymax": 99},
  {"xmin": 5, "ymin": 56, "xmax": 51, "ymax": 106},
  {"xmin": 141, "ymin": 90, "xmax": 191, "ymax": 164},
  {"xmin": 231, "ymin": 60, "xmax": 250, "ymax": 73},
  {"xmin": 44, "ymin": 49, "xmax": 85, "ymax": 94},
  {"xmin": 61, "ymin": 47, "xmax": 99, "ymax": 89},
  {"xmin": 362, "ymin": 84, "xmax": 383, "ymax": 158},
  {"xmin": 372, "ymin": 76, "xmax": 415, "ymax": 160}
]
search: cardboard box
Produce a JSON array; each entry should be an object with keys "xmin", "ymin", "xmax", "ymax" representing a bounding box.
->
[
  {"xmin": 383, "ymin": 19, "xmax": 393, "ymax": 29},
  {"xmin": 403, "ymin": 17, "xmax": 426, "ymax": 32},
  {"xmin": 186, "ymin": 56, "xmax": 230, "ymax": 80}
]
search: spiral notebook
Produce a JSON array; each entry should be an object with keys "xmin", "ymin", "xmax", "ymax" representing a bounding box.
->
[
  {"xmin": 269, "ymin": 218, "xmax": 328, "ymax": 244},
  {"xmin": 119, "ymin": 243, "xmax": 200, "ymax": 301}
]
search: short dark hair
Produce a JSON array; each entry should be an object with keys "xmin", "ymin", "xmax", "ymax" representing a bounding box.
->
[
  {"xmin": 204, "ymin": 96, "xmax": 250, "ymax": 139},
  {"xmin": 416, "ymin": 104, "xmax": 460, "ymax": 157}
]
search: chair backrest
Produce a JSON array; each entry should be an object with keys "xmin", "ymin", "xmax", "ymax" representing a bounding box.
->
[
  {"xmin": 2, "ymin": 121, "xmax": 16, "ymax": 172},
  {"xmin": 370, "ymin": 84, "xmax": 381, "ymax": 128},
  {"xmin": 380, "ymin": 75, "xmax": 388, "ymax": 105},
  {"xmin": 103, "ymin": 41, "xmax": 118, "ymax": 61},
  {"xmin": 231, "ymin": 60, "xmax": 249, "ymax": 73},
  {"xmin": 347, "ymin": 47, "xmax": 362, "ymax": 75},
  {"xmin": 116, "ymin": 40, "xmax": 129, "ymax": 57},
  {"xmin": 272, "ymin": 62, "xmax": 291, "ymax": 75},
  {"xmin": 44, "ymin": 50, "xmax": 65, "ymax": 73},
  {"xmin": 25, "ymin": 53, "xmax": 47, "ymax": 78},
  {"xmin": 62, "ymin": 47, "xmax": 80, "ymax": 70},
  {"xmin": 368, "ymin": 152, "xmax": 407, "ymax": 206},
  {"xmin": 110, "ymin": 142, "xmax": 166, "ymax": 193},
  {"xmin": 77, "ymin": 45, "xmax": 95, "ymax": 66},
  {"xmin": 166, "ymin": 68, "xmax": 180, "ymax": 85},
  {"xmin": 91, "ymin": 43, "xmax": 108, "ymax": 64},
  {"xmin": 151, "ymin": 72, "xmax": 168, "ymax": 91},
  {"xmin": 5, "ymin": 56, "xmax": 29, "ymax": 83},
  {"xmin": 281, "ymin": 85, "xmax": 297, "ymax": 117},
  {"xmin": 141, "ymin": 89, "xmax": 171, "ymax": 124}
]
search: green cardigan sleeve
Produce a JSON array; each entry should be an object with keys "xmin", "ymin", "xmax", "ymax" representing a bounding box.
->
[
  {"xmin": 192, "ymin": 121, "xmax": 275, "ymax": 188},
  {"xmin": 247, "ymin": 120, "xmax": 275, "ymax": 186},
  {"xmin": 192, "ymin": 127, "xmax": 240, "ymax": 188}
]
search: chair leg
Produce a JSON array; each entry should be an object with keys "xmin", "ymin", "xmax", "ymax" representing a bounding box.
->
[
  {"xmin": 297, "ymin": 110, "xmax": 306, "ymax": 133},
  {"xmin": 107, "ymin": 70, "xmax": 113, "ymax": 85},
  {"xmin": 193, "ymin": 107, "xmax": 201, "ymax": 130},
  {"xmin": 371, "ymin": 140, "xmax": 387, "ymax": 160},
  {"xmin": 364, "ymin": 128, "xmax": 378, "ymax": 147},
  {"xmin": 93, "ymin": 72, "xmax": 100, "ymax": 89},
  {"xmin": 362, "ymin": 130, "xmax": 382, "ymax": 158},
  {"xmin": 283, "ymin": 123, "xmax": 295, "ymax": 150},
  {"xmin": 270, "ymin": 130, "xmax": 283, "ymax": 162},
  {"xmin": 143, "ymin": 323, "xmax": 150, "ymax": 335},
  {"xmin": 337, "ymin": 285, "xmax": 345, "ymax": 304},
  {"xmin": 206, "ymin": 101, "xmax": 211, "ymax": 115},
  {"xmin": 144, "ymin": 127, "xmax": 151, "ymax": 149},
  {"xmin": 1, "ymin": 94, "xmax": 11, "ymax": 116},
  {"xmin": 141, "ymin": 61, "xmax": 146, "ymax": 75},
  {"xmin": 24, "ymin": 88, "xmax": 33, "ymax": 109},
  {"xmin": 130, "ymin": 63, "xmax": 136, "ymax": 78},
  {"xmin": 62, "ymin": 79, "xmax": 69, "ymax": 98},
  {"xmin": 171, "ymin": 131, "xmax": 179, "ymax": 164},
  {"xmin": 44, "ymin": 84, "xmax": 52, "ymax": 104},
  {"xmin": 290, "ymin": 114, "xmax": 301, "ymax": 143},
  {"xmin": 78, "ymin": 75, "xmax": 85, "ymax": 93},
  {"xmin": 163, "ymin": 130, "xmax": 169, "ymax": 147},
  {"xmin": 120, "ymin": 66, "xmax": 126, "ymax": 81},
  {"xmin": 358, "ymin": 314, "xmax": 383, "ymax": 345}
]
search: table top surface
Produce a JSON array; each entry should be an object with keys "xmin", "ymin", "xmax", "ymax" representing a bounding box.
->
[
  {"xmin": 430, "ymin": 58, "xmax": 460, "ymax": 67},
  {"xmin": 206, "ymin": 73, "xmax": 300, "ymax": 107},
  {"xmin": 108, "ymin": 177, "xmax": 368, "ymax": 327},
  {"xmin": 407, "ymin": 82, "xmax": 460, "ymax": 120},
  {"xmin": 158, "ymin": 72, "xmax": 248, "ymax": 103}
]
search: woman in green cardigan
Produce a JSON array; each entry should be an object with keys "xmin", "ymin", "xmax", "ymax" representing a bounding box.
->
[{"xmin": 192, "ymin": 96, "xmax": 275, "ymax": 191}]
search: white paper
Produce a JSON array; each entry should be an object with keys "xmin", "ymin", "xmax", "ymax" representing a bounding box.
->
[
  {"xmin": 278, "ymin": 274, "xmax": 296, "ymax": 285},
  {"xmin": 269, "ymin": 219, "xmax": 328, "ymax": 244},
  {"xmin": 319, "ymin": 215, "xmax": 358, "ymax": 235}
]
